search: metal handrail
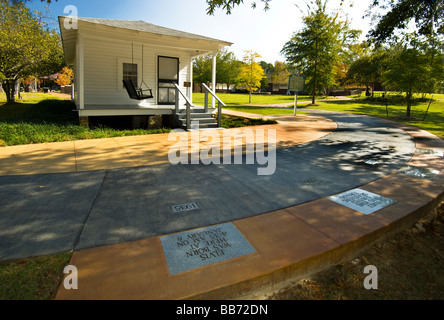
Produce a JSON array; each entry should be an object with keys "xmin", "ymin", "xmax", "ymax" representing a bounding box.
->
[
  {"xmin": 173, "ymin": 83, "xmax": 193, "ymax": 108},
  {"xmin": 201, "ymin": 83, "xmax": 226, "ymax": 107},
  {"xmin": 173, "ymin": 83, "xmax": 192, "ymax": 129},
  {"xmin": 201, "ymin": 83, "xmax": 225, "ymax": 128}
]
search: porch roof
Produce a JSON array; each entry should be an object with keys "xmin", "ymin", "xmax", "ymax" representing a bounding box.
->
[
  {"xmin": 74, "ymin": 17, "xmax": 231, "ymax": 44},
  {"xmin": 58, "ymin": 16, "xmax": 233, "ymax": 64}
]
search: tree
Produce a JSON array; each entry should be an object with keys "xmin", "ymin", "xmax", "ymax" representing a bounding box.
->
[
  {"xmin": 205, "ymin": 0, "xmax": 443, "ymax": 41},
  {"xmin": 206, "ymin": 0, "xmax": 271, "ymax": 15},
  {"xmin": 367, "ymin": 0, "xmax": 444, "ymax": 43},
  {"xmin": 381, "ymin": 40, "xmax": 443, "ymax": 117},
  {"xmin": 260, "ymin": 73, "xmax": 269, "ymax": 91},
  {"xmin": 346, "ymin": 47, "xmax": 390, "ymax": 96},
  {"xmin": 0, "ymin": 0, "xmax": 64, "ymax": 104},
  {"xmin": 237, "ymin": 50, "xmax": 265, "ymax": 103},
  {"xmin": 216, "ymin": 49, "xmax": 241, "ymax": 92},
  {"xmin": 382, "ymin": 46, "xmax": 428, "ymax": 117},
  {"xmin": 260, "ymin": 61, "xmax": 274, "ymax": 81},
  {"xmin": 205, "ymin": 0, "xmax": 350, "ymax": 15},
  {"xmin": 11, "ymin": 0, "xmax": 56, "ymax": 3},
  {"xmin": 272, "ymin": 61, "xmax": 289, "ymax": 85},
  {"xmin": 193, "ymin": 55, "xmax": 212, "ymax": 90},
  {"xmin": 193, "ymin": 49, "xmax": 240, "ymax": 92},
  {"xmin": 55, "ymin": 67, "xmax": 74, "ymax": 86},
  {"xmin": 281, "ymin": 0, "xmax": 359, "ymax": 104}
]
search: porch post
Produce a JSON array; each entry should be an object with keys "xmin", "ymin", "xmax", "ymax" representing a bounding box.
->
[
  {"xmin": 78, "ymin": 33, "xmax": 85, "ymax": 110},
  {"xmin": 189, "ymin": 59, "xmax": 193, "ymax": 105},
  {"xmin": 212, "ymin": 52, "xmax": 216, "ymax": 108}
]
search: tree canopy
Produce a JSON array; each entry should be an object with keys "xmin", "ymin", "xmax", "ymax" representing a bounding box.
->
[
  {"xmin": 0, "ymin": 0, "xmax": 64, "ymax": 103},
  {"xmin": 193, "ymin": 49, "xmax": 240, "ymax": 91},
  {"xmin": 206, "ymin": 0, "xmax": 443, "ymax": 47},
  {"xmin": 281, "ymin": 0, "xmax": 360, "ymax": 104},
  {"xmin": 346, "ymin": 47, "xmax": 390, "ymax": 96},
  {"xmin": 237, "ymin": 50, "xmax": 265, "ymax": 103},
  {"xmin": 367, "ymin": 0, "xmax": 444, "ymax": 43},
  {"xmin": 206, "ymin": 0, "xmax": 271, "ymax": 15}
]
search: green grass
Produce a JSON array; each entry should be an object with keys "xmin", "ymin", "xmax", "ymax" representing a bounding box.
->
[
  {"xmin": 300, "ymin": 98, "xmax": 444, "ymax": 139},
  {"xmin": 0, "ymin": 95, "xmax": 171, "ymax": 146},
  {"xmin": 0, "ymin": 93, "xmax": 280, "ymax": 146},
  {"xmin": 192, "ymin": 92, "xmax": 330, "ymax": 107},
  {"xmin": 0, "ymin": 92, "xmax": 65, "ymax": 104},
  {"xmin": 224, "ymin": 106, "xmax": 297, "ymax": 115},
  {"xmin": 0, "ymin": 253, "xmax": 72, "ymax": 300},
  {"xmin": 221, "ymin": 94, "xmax": 443, "ymax": 140},
  {"xmin": 366, "ymin": 91, "xmax": 444, "ymax": 100},
  {"xmin": 221, "ymin": 114, "xmax": 278, "ymax": 128}
]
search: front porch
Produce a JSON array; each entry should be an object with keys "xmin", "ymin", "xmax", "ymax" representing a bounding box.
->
[
  {"xmin": 77, "ymin": 105, "xmax": 175, "ymax": 117},
  {"xmin": 78, "ymin": 83, "xmax": 225, "ymax": 130}
]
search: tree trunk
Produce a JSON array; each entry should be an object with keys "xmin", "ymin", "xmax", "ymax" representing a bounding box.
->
[
  {"xmin": 312, "ymin": 68, "xmax": 316, "ymax": 105},
  {"xmin": 312, "ymin": 40, "xmax": 318, "ymax": 105},
  {"xmin": 2, "ymin": 79, "xmax": 17, "ymax": 104},
  {"xmin": 406, "ymin": 90, "xmax": 412, "ymax": 118}
]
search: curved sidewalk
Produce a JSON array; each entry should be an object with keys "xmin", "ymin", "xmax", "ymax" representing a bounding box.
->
[
  {"xmin": 0, "ymin": 110, "xmax": 442, "ymax": 300},
  {"xmin": 0, "ymin": 113, "xmax": 334, "ymax": 176}
]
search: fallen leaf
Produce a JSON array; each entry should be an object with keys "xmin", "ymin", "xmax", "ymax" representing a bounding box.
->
[{"xmin": 362, "ymin": 256, "xmax": 371, "ymax": 265}]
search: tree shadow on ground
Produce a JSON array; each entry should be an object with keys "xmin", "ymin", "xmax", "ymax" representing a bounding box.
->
[
  {"xmin": 0, "ymin": 100, "xmax": 78, "ymax": 126},
  {"xmin": 299, "ymin": 99, "xmax": 444, "ymax": 139}
]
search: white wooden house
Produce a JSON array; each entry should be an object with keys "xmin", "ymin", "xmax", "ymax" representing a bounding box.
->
[{"xmin": 58, "ymin": 16, "xmax": 232, "ymax": 128}]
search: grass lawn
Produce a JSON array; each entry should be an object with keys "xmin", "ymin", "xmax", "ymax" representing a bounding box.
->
[
  {"xmin": 223, "ymin": 95, "xmax": 443, "ymax": 140},
  {"xmin": 0, "ymin": 93, "xmax": 173, "ymax": 146},
  {"xmin": 224, "ymin": 106, "xmax": 298, "ymax": 116},
  {"xmin": 192, "ymin": 92, "xmax": 331, "ymax": 107},
  {"xmin": 0, "ymin": 93, "xmax": 277, "ymax": 147},
  {"xmin": 0, "ymin": 253, "xmax": 72, "ymax": 300},
  {"xmin": 221, "ymin": 114, "xmax": 277, "ymax": 127},
  {"xmin": 302, "ymin": 98, "xmax": 444, "ymax": 139}
]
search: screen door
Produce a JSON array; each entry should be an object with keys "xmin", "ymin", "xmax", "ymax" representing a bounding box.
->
[{"xmin": 158, "ymin": 56, "xmax": 179, "ymax": 105}]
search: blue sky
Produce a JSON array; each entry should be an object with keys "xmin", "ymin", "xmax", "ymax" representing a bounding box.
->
[{"xmin": 28, "ymin": 0, "xmax": 374, "ymax": 63}]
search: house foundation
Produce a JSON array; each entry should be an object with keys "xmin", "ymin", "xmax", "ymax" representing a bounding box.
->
[
  {"xmin": 148, "ymin": 114, "xmax": 163, "ymax": 129},
  {"xmin": 79, "ymin": 116, "xmax": 89, "ymax": 127}
]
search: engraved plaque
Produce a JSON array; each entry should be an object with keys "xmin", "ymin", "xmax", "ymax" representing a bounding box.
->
[
  {"xmin": 398, "ymin": 165, "xmax": 440, "ymax": 180},
  {"xmin": 160, "ymin": 223, "xmax": 256, "ymax": 275},
  {"xmin": 171, "ymin": 202, "xmax": 199, "ymax": 213},
  {"xmin": 328, "ymin": 188, "xmax": 396, "ymax": 215}
]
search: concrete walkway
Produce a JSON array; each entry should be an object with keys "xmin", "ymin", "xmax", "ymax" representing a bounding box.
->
[
  {"xmin": 0, "ymin": 109, "xmax": 442, "ymax": 300},
  {"xmin": 0, "ymin": 113, "xmax": 334, "ymax": 176}
]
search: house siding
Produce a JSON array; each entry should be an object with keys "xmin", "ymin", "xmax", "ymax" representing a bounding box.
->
[
  {"xmin": 73, "ymin": 41, "xmax": 80, "ymax": 108},
  {"xmin": 81, "ymin": 33, "xmax": 193, "ymax": 110}
]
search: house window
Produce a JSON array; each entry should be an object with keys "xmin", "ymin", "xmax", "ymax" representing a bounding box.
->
[
  {"xmin": 158, "ymin": 56, "xmax": 179, "ymax": 105},
  {"xmin": 123, "ymin": 63, "xmax": 138, "ymax": 86}
]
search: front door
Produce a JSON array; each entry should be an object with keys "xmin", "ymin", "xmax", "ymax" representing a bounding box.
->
[{"xmin": 158, "ymin": 56, "xmax": 179, "ymax": 105}]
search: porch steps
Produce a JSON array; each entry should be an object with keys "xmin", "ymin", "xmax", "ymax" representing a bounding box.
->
[{"xmin": 175, "ymin": 107, "xmax": 219, "ymax": 130}]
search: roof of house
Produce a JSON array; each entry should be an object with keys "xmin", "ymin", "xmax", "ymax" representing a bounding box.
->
[
  {"xmin": 58, "ymin": 16, "xmax": 232, "ymax": 64},
  {"xmin": 66, "ymin": 17, "xmax": 232, "ymax": 45}
]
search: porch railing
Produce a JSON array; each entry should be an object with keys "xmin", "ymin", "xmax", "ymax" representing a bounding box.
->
[
  {"xmin": 173, "ymin": 83, "xmax": 192, "ymax": 130},
  {"xmin": 202, "ymin": 83, "xmax": 226, "ymax": 128},
  {"xmin": 173, "ymin": 82, "xmax": 226, "ymax": 130}
]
